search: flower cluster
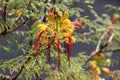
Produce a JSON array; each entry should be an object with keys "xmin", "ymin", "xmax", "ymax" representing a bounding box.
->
[
  {"xmin": 89, "ymin": 53, "xmax": 111, "ymax": 76},
  {"xmin": 33, "ymin": 7, "xmax": 76, "ymax": 67}
]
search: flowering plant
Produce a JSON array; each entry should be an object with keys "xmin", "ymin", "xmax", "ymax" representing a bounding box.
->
[{"xmin": 0, "ymin": 0, "xmax": 120, "ymax": 80}]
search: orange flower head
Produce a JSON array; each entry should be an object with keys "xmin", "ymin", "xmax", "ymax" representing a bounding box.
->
[
  {"xmin": 113, "ymin": 13, "xmax": 120, "ymax": 20},
  {"xmin": 102, "ymin": 67, "xmax": 111, "ymax": 74}
]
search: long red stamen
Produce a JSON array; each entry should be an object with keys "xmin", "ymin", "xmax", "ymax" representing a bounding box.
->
[
  {"xmin": 33, "ymin": 31, "xmax": 44, "ymax": 49},
  {"xmin": 72, "ymin": 20, "xmax": 80, "ymax": 27},
  {"xmin": 72, "ymin": 20, "xmax": 84, "ymax": 36},
  {"xmin": 79, "ymin": 26, "xmax": 84, "ymax": 35},
  {"xmin": 112, "ymin": 19, "xmax": 117, "ymax": 25},
  {"xmin": 66, "ymin": 37, "xmax": 71, "ymax": 66},
  {"xmin": 56, "ymin": 39, "xmax": 61, "ymax": 67},
  {"xmin": 36, "ymin": 45, "xmax": 40, "ymax": 55}
]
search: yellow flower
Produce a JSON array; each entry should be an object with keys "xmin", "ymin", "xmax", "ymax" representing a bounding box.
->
[
  {"xmin": 65, "ymin": 36, "xmax": 76, "ymax": 44},
  {"xmin": 94, "ymin": 67, "xmax": 101, "ymax": 75},
  {"xmin": 63, "ymin": 11, "xmax": 69, "ymax": 20},
  {"xmin": 61, "ymin": 19, "xmax": 75, "ymax": 31},
  {"xmin": 93, "ymin": 53, "xmax": 105, "ymax": 62},
  {"xmin": 46, "ymin": 26, "xmax": 53, "ymax": 35},
  {"xmin": 8, "ymin": 10, "xmax": 22, "ymax": 17},
  {"xmin": 89, "ymin": 60, "xmax": 101, "ymax": 75},
  {"xmin": 63, "ymin": 28, "xmax": 73, "ymax": 36},
  {"xmin": 89, "ymin": 60, "xmax": 97, "ymax": 69},
  {"xmin": 47, "ymin": 7, "xmax": 62, "ymax": 22},
  {"xmin": 15, "ymin": 10, "xmax": 22, "ymax": 17},
  {"xmin": 68, "ymin": 24, "xmax": 75, "ymax": 30},
  {"xmin": 71, "ymin": 36, "xmax": 76, "ymax": 43},
  {"xmin": 53, "ymin": 7, "xmax": 62, "ymax": 17},
  {"xmin": 47, "ymin": 12, "xmax": 54, "ymax": 22},
  {"xmin": 54, "ymin": 34, "xmax": 62, "ymax": 43},
  {"xmin": 37, "ymin": 24, "xmax": 47, "ymax": 32},
  {"xmin": 102, "ymin": 67, "xmax": 111, "ymax": 74},
  {"xmin": 61, "ymin": 19, "xmax": 72, "ymax": 28},
  {"xmin": 61, "ymin": 19, "xmax": 75, "ymax": 41},
  {"xmin": 104, "ymin": 59, "xmax": 111, "ymax": 67},
  {"xmin": 40, "ymin": 36, "xmax": 49, "ymax": 44},
  {"xmin": 37, "ymin": 24, "xmax": 54, "ymax": 37},
  {"xmin": 113, "ymin": 13, "xmax": 120, "ymax": 20}
]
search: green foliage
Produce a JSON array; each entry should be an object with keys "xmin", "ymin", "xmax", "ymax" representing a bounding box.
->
[{"xmin": 0, "ymin": 0, "xmax": 120, "ymax": 80}]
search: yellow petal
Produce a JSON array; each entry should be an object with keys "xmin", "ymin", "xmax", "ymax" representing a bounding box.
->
[
  {"xmin": 104, "ymin": 59, "xmax": 111, "ymax": 67},
  {"xmin": 48, "ymin": 13, "xmax": 54, "ymax": 22},
  {"xmin": 89, "ymin": 60, "xmax": 97, "ymax": 69},
  {"xmin": 37, "ymin": 24, "xmax": 47, "ymax": 32},
  {"xmin": 102, "ymin": 67, "xmax": 111, "ymax": 74},
  {"xmin": 96, "ymin": 67, "xmax": 101, "ymax": 75},
  {"xmin": 61, "ymin": 19, "xmax": 71, "ymax": 28},
  {"xmin": 15, "ymin": 10, "xmax": 22, "ymax": 17},
  {"xmin": 63, "ymin": 11, "xmax": 69, "ymax": 20},
  {"xmin": 113, "ymin": 13, "xmax": 120, "ymax": 20},
  {"xmin": 93, "ymin": 53, "xmax": 105, "ymax": 61}
]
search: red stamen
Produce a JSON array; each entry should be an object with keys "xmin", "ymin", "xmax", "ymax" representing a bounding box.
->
[
  {"xmin": 72, "ymin": 20, "xmax": 81, "ymax": 27},
  {"xmin": 48, "ymin": 11, "xmax": 54, "ymax": 16},
  {"xmin": 56, "ymin": 39, "xmax": 61, "ymax": 67},
  {"xmin": 79, "ymin": 26, "xmax": 84, "ymax": 35},
  {"xmin": 72, "ymin": 20, "xmax": 84, "ymax": 36},
  {"xmin": 91, "ymin": 50, "xmax": 95, "ymax": 55},
  {"xmin": 48, "ymin": 11, "xmax": 52, "ymax": 14},
  {"xmin": 33, "ymin": 31, "xmax": 44, "ymax": 49},
  {"xmin": 112, "ymin": 19, "xmax": 117, "ymax": 25},
  {"xmin": 66, "ymin": 37, "xmax": 71, "ymax": 65},
  {"xmin": 36, "ymin": 45, "xmax": 40, "ymax": 55}
]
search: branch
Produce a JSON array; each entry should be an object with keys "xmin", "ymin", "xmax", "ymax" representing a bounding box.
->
[
  {"xmin": 2, "ymin": 0, "xmax": 8, "ymax": 23},
  {"xmin": 7, "ymin": 18, "xmax": 29, "ymax": 34},
  {"xmin": 2, "ymin": 6, "xmax": 7, "ymax": 24},
  {"xmin": 84, "ymin": 29, "xmax": 114, "ymax": 66},
  {"xmin": 12, "ymin": 65, "xmax": 24, "ymax": 80},
  {"xmin": 102, "ymin": 48, "xmax": 120, "ymax": 53},
  {"xmin": 31, "ymin": 57, "xmax": 37, "ymax": 68},
  {"xmin": 95, "ymin": 30, "xmax": 109, "ymax": 53},
  {"xmin": 40, "ymin": 36, "xmax": 55, "ymax": 52},
  {"xmin": 0, "ymin": 18, "xmax": 29, "ymax": 37},
  {"xmin": 12, "ymin": 55, "xmax": 32, "ymax": 80}
]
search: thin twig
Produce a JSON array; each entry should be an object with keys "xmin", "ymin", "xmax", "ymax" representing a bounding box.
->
[
  {"xmin": 0, "ymin": 18, "xmax": 29, "ymax": 37},
  {"xmin": 31, "ymin": 57, "xmax": 37, "ymax": 68},
  {"xmin": 84, "ymin": 29, "xmax": 114, "ymax": 66},
  {"xmin": 2, "ymin": 0, "xmax": 8, "ymax": 24},
  {"xmin": 7, "ymin": 18, "xmax": 29, "ymax": 34},
  {"xmin": 12, "ymin": 65, "xmax": 24, "ymax": 80},
  {"xmin": 12, "ymin": 55, "xmax": 32, "ymax": 80},
  {"xmin": 2, "ymin": 6, "xmax": 7, "ymax": 24},
  {"xmin": 95, "ymin": 30, "xmax": 109, "ymax": 53},
  {"xmin": 102, "ymin": 48, "xmax": 120, "ymax": 53}
]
